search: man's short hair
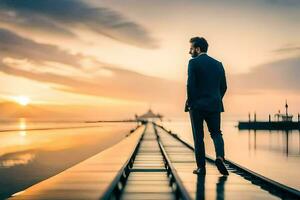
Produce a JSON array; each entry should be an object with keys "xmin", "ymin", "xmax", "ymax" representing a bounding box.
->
[{"xmin": 190, "ymin": 37, "xmax": 209, "ymax": 52}]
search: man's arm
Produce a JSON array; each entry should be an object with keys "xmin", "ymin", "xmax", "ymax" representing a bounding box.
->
[
  {"xmin": 220, "ymin": 62, "xmax": 227, "ymax": 99},
  {"xmin": 186, "ymin": 59, "xmax": 197, "ymax": 111}
]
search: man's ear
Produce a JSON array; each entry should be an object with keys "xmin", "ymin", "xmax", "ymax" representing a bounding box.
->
[{"xmin": 196, "ymin": 47, "xmax": 201, "ymax": 53}]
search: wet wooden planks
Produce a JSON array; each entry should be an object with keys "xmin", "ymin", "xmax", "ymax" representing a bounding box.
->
[
  {"xmin": 155, "ymin": 125, "xmax": 280, "ymax": 200},
  {"xmin": 9, "ymin": 126, "xmax": 145, "ymax": 200},
  {"xmin": 120, "ymin": 124, "xmax": 175, "ymax": 200}
]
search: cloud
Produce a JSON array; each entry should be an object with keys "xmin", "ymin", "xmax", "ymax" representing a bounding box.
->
[
  {"xmin": 230, "ymin": 56, "xmax": 300, "ymax": 93},
  {"xmin": 0, "ymin": 28, "xmax": 83, "ymax": 68},
  {"xmin": 264, "ymin": 0, "xmax": 300, "ymax": 6},
  {"xmin": 1, "ymin": 26, "xmax": 298, "ymax": 105},
  {"xmin": 0, "ymin": 0, "xmax": 158, "ymax": 49},
  {"xmin": 2, "ymin": 26, "xmax": 299, "ymax": 104},
  {"xmin": 272, "ymin": 45, "xmax": 300, "ymax": 54},
  {"xmin": 1, "ymin": 63, "xmax": 183, "ymax": 104},
  {"xmin": 0, "ymin": 28, "xmax": 181, "ymax": 104}
]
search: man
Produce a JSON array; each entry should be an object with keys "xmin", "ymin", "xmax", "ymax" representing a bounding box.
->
[{"xmin": 185, "ymin": 37, "xmax": 229, "ymax": 175}]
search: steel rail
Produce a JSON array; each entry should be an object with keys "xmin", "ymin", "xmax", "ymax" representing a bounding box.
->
[
  {"xmin": 100, "ymin": 125, "xmax": 146, "ymax": 200},
  {"xmin": 153, "ymin": 124, "xmax": 192, "ymax": 200}
]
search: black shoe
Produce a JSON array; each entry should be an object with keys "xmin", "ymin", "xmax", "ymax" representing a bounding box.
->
[
  {"xmin": 193, "ymin": 168, "xmax": 206, "ymax": 175},
  {"xmin": 215, "ymin": 158, "xmax": 229, "ymax": 175}
]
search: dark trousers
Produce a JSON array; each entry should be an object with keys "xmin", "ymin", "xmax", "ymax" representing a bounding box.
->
[{"xmin": 189, "ymin": 110, "xmax": 225, "ymax": 168}]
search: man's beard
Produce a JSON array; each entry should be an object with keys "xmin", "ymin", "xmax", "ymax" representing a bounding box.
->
[{"xmin": 191, "ymin": 52, "xmax": 199, "ymax": 58}]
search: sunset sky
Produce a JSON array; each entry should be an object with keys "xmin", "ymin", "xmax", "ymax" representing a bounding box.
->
[{"xmin": 0, "ymin": 0, "xmax": 299, "ymax": 120}]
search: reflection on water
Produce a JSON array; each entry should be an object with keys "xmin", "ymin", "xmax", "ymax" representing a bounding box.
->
[
  {"xmin": 195, "ymin": 175, "xmax": 227, "ymax": 200},
  {"xmin": 196, "ymin": 175, "xmax": 205, "ymax": 200},
  {"xmin": 216, "ymin": 176, "xmax": 227, "ymax": 200},
  {"xmin": 0, "ymin": 120, "xmax": 136, "ymax": 199},
  {"xmin": 245, "ymin": 129, "xmax": 300, "ymax": 157},
  {"xmin": 18, "ymin": 118, "xmax": 26, "ymax": 130},
  {"xmin": 162, "ymin": 118, "xmax": 300, "ymax": 191},
  {"xmin": 0, "ymin": 152, "xmax": 35, "ymax": 168},
  {"xmin": 19, "ymin": 131, "xmax": 26, "ymax": 137},
  {"xmin": 0, "ymin": 118, "xmax": 100, "ymax": 132}
]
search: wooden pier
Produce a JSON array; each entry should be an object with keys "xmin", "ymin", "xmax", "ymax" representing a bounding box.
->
[
  {"xmin": 238, "ymin": 102, "xmax": 300, "ymax": 130},
  {"xmin": 9, "ymin": 123, "xmax": 300, "ymax": 200},
  {"xmin": 238, "ymin": 121, "xmax": 300, "ymax": 130}
]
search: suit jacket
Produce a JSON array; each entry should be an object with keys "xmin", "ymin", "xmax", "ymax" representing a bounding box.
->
[{"xmin": 185, "ymin": 54, "xmax": 227, "ymax": 113}]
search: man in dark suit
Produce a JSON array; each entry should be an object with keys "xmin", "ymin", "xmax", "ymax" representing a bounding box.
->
[{"xmin": 185, "ymin": 37, "xmax": 229, "ymax": 175}]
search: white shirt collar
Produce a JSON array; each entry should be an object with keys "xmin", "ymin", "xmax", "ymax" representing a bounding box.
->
[
  {"xmin": 198, "ymin": 52, "xmax": 206, "ymax": 56},
  {"xmin": 192, "ymin": 52, "xmax": 206, "ymax": 59}
]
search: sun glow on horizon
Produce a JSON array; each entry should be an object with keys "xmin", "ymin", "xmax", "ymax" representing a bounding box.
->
[{"xmin": 15, "ymin": 96, "xmax": 30, "ymax": 106}]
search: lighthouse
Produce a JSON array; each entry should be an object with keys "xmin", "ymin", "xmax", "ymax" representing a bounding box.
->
[{"xmin": 281, "ymin": 100, "xmax": 293, "ymax": 122}]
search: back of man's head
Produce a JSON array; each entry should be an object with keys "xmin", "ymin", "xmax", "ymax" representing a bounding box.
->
[{"xmin": 190, "ymin": 37, "xmax": 209, "ymax": 52}]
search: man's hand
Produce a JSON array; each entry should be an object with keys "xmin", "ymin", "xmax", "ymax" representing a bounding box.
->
[
  {"xmin": 186, "ymin": 59, "xmax": 196, "ymax": 112},
  {"xmin": 184, "ymin": 100, "xmax": 190, "ymax": 112}
]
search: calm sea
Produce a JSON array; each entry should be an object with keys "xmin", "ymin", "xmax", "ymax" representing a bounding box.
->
[{"xmin": 0, "ymin": 119, "xmax": 137, "ymax": 199}]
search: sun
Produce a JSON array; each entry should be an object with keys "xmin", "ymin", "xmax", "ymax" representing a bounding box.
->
[{"xmin": 16, "ymin": 96, "xmax": 31, "ymax": 106}]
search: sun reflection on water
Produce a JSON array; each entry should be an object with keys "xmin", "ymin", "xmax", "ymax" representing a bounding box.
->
[
  {"xmin": 19, "ymin": 131, "xmax": 27, "ymax": 137},
  {"xmin": 19, "ymin": 118, "xmax": 27, "ymax": 130},
  {"xmin": 18, "ymin": 118, "xmax": 27, "ymax": 137}
]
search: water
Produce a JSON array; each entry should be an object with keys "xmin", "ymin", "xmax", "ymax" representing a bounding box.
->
[
  {"xmin": 1, "ymin": 118, "xmax": 299, "ymax": 198},
  {"xmin": 161, "ymin": 117, "xmax": 300, "ymax": 191},
  {"xmin": 0, "ymin": 119, "xmax": 137, "ymax": 199},
  {"xmin": 0, "ymin": 118, "xmax": 97, "ymax": 132}
]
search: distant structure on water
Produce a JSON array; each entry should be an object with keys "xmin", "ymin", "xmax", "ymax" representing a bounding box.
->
[
  {"xmin": 274, "ymin": 100, "xmax": 293, "ymax": 122},
  {"xmin": 135, "ymin": 109, "xmax": 163, "ymax": 122},
  {"xmin": 238, "ymin": 100, "xmax": 300, "ymax": 130}
]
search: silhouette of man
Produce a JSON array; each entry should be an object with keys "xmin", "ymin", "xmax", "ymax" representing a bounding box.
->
[{"xmin": 185, "ymin": 37, "xmax": 229, "ymax": 175}]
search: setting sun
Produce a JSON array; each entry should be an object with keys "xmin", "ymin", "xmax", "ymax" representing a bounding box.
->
[{"xmin": 16, "ymin": 96, "xmax": 30, "ymax": 106}]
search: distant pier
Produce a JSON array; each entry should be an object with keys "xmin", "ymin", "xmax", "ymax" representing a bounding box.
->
[
  {"xmin": 238, "ymin": 121, "xmax": 300, "ymax": 130},
  {"xmin": 238, "ymin": 101, "xmax": 300, "ymax": 130}
]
